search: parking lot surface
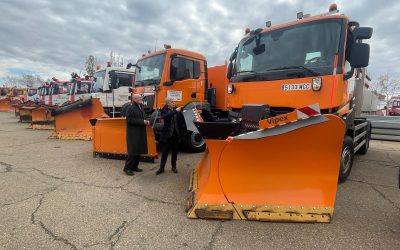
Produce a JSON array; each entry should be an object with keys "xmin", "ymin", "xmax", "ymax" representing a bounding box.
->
[{"xmin": 0, "ymin": 112, "xmax": 399, "ymax": 249}]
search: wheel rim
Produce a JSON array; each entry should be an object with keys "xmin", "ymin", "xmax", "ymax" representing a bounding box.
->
[
  {"xmin": 341, "ymin": 146, "xmax": 351, "ymax": 174},
  {"xmin": 190, "ymin": 132, "xmax": 205, "ymax": 148}
]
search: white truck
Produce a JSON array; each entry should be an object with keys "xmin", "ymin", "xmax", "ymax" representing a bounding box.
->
[{"xmin": 91, "ymin": 66, "xmax": 135, "ymax": 117}]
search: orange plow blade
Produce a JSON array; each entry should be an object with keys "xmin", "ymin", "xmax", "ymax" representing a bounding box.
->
[
  {"xmin": 31, "ymin": 107, "xmax": 55, "ymax": 130},
  {"xmin": 91, "ymin": 117, "xmax": 157, "ymax": 161},
  {"xmin": 187, "ymin": 114, "xmax": 345, "ymax": 222},
  {"xmin": 0, "ymin": 99, "xmax": 11, "ymax": 112},
  {"xmin": 19, "ymin": 106, "xmax": 37, "ymax": 123},
  {"xmin": 49, "ymin": 98, "xmax": 107, "ymax": 140}
]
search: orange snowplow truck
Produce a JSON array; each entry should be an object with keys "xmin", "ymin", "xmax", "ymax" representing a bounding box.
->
[
  {"xmin": 0, "ymin": 87, "xmax": 27, "ymax": 112},
  {"xmin": 91, "ymin": 47, "xmax": 229, "ymax": 158},
  {"xmin": 187, "ymin": 4, "xmax": 373, "ymax": 222}
]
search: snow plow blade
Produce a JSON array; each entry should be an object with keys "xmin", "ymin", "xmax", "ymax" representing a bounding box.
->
[
  {"xmin": 0, "ymin": 99, "xmax": 11, "ymax": 112},
  {"xmin": 91, "ymin": 117, "xmax": 157, "ymax": 161},
  {"xmin": 30, "ymin": 107, "xmax": 55, "ymax": 130},
  {"xmin": 187, "ymin": 113, "xmax": 345, "ymax": 222},
  {"xmin": 49, "ymin": 98, "xmax": 107, "ymax": 140}
]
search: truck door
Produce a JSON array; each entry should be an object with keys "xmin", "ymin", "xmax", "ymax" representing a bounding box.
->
[{"xmin": 167, "ymin": 55, "xmax": 204, "ymax": 106}]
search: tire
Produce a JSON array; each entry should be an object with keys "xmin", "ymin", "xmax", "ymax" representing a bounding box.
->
[
  {"xmin": 184, "ymin": 131, "xmax": 206, "ymax": 153},
  {"xmin": 356, "ymin": 122, "xmax": 370, "ymax": 155},
  {"xmin": 339, "ymin": 135, "xmax": 354, "ymax": 183}
]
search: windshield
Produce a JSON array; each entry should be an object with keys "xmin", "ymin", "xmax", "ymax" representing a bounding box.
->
[
  {"xmin": 14, "ymin": 89, "xmax": 24, "ymax": 95},
  {"xmin": 135, "ymin": 53, "xmax": 166, "ymax": 86},
  {"xmin": 392, "ymin": 101, "xmax": 400, "ymax": 107},
  {"xmin": 234, "ymin": 19, "xmax": 343, "ymax": 81},
  {"xmin": 75, "ymin": 81, "xmax": 92, "ymax": 94},
  {"xmin": 28, "ymin": 89, "xmax": 37, "ymax": 96},
  {"xmin": 93, "ymin": 70, "xmax": 106, "ymax": 91},
  {"xmin": 113, "ymin": 71, "xmax": 135, "ymax": 88}
]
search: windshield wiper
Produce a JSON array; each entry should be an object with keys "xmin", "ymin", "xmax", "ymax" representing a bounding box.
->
[
  {"xmin": 237, "ymin": 70, "xmax": 258, "ymax": 74},
  {"xmin": 265, "ymin": 66, "xmax": 321, "ymax": 76},
  {"xmin": 135, "ymin": 79, "xmax": 158, "ymax": 87}
]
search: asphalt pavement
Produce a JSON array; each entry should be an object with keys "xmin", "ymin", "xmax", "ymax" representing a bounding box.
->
[{"xmin": 0, "ymin": 112, "xmax": 399, "ymax": 249}]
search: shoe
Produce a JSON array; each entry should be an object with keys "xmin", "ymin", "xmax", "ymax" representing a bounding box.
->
[
  {"xmin": 172, "ymin": 168, "xmax": 178, "ymax": 174},
  {"xmin": 124, "ymin": 170, "xmax": 134, "ymax": 176},
  {"xmin": 132, "ymin": 168, "xmax": 143, "ymax": 172},
  {"xmin": 155, "ymin": 168, "xmax": 164, "ymax": 175}
]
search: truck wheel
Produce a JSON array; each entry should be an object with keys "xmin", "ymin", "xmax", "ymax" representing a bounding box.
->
[
  {"xmin": 357, "ymin": 122, "xmax": 370, "ymax": 155},
  {"xmin": 339, "ymin": 135, "xmax": 354, "ymax": 183},
  {"xmin": 184, "ymin": 131, "xmax": 206, "ymax": 153}
]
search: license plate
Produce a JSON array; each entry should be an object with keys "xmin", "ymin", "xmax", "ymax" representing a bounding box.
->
[{"xmin": 282, "ymin": 83, "xmax": 311, "ymax": 91}]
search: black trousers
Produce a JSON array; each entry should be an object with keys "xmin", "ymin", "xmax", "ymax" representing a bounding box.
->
[
  {"xmin": 160, "ymin": 134, "xmax": 179, "ymax": 170},
  {"xmin": 124, "ymin": 154, "xmax": 140, "ymax": 171}
]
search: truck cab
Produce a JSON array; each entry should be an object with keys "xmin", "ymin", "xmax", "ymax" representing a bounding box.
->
[
  {"xmin": 44, "ymin": 80, "xmax": 70, "ymax": 106},
  {"xmin": 92, "ymin": 67, "xmax": 135, "ymax": 116},
  {"xmin": 126, "ymin": 48, "xmax": 212, "ymax": 152},
  {"xmin": 68, "ymin": 76, "xmax": 95, "ymax": 103},
  {"xmin": 388, "ymin": 98, "xmax": 400, "ymax": 116}
]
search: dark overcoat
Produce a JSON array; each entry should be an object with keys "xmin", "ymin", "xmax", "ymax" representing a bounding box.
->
[
  {"xmin": 159, "ymin": 105, "xmax": 186, "ymax": 143},
  {"xmin": 126, "ymin": 103, "xmax": 148, "ymax": 155}
]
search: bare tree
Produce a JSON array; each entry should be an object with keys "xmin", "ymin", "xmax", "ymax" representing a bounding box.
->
[
  {"xmin": 370, "ymin": 73, "xmax": 400, "ymax": 106},
  {"xmin": 3, "ymin": 74, "xmax": 44, "ymax": 87},
  {"xmin": 85, "ymin": 55, "xmax": 97, "ymax": 76},
  {"xmin": 109, "ymin": 50, "xmax": 124, "ymax": 67}
]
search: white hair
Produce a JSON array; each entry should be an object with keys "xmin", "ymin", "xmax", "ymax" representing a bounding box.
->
[{"xmin": 165, "ymin": 97, "xmax": 174, "ymax": 104}]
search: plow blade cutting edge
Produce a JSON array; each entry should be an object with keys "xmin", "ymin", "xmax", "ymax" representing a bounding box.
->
[
  {"xmin": 91, "ymin": 117, "xmax": 157, "ymax": 161},
  {"xmin": 49, "ymin": 98, "xmax": 107, "ymax": 140},
  {"xmin": 187, "ymin": 114, "xmax": 345, "ymax": 222}
]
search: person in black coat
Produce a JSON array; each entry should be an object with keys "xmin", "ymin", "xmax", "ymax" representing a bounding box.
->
[
  {"xmin": 156, "ymin": 97, "xmax": 185, "ymax": 175},
  {"xmin": 123, "ymin": 94, "xmax": 150, "ymax": 176}
]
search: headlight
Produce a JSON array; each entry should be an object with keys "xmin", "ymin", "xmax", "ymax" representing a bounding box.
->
[
  {"xmin": 312, "ymin": 78, "xmax": 322, "ymax": 91},
  {"xmin": 227, "ymin": 84, "xmax": 235, "ymax": 94}
]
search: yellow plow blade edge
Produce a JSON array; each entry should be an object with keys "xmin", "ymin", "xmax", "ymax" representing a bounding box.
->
[
  {"xmin": 91, "ymin": 117, "xmax": 157, "ymax": 161},
  {"xmin": 187, "ymin": 114, "xmax": 345, "ymax": 222}
]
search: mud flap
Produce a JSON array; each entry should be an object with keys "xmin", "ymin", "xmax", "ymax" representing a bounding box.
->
[
  {"xmin": 187, "ymin": 114, "xmax": 345, "ymax": 222},
  {"xmin": 49, "ymin": 98, "xmax": 107, "ymax": 140},
  {"xmin": 91, "ymin": 117, "xmax": 157, "ymax": 161}
]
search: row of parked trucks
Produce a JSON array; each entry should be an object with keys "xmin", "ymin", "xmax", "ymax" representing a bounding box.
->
[{"xmin": 3, "ymin": 4, "xmax": 384, "ymax": 222}]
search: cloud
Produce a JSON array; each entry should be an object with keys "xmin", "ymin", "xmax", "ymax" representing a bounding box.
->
[{"xmin": 0, "ymin": 0, "xmax": 399, "ymax": 82}]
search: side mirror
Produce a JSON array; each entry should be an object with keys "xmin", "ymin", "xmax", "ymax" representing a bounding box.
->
[
  {"xmin": 93, "ymin": 77, "xmax": 97, "ymax": 82},
  {"xmin": 227, "ymin": 61, "xmax": 233, "ymax": 79},
  {"xmin": 350, "ymin": 43, "xmax": 370, "ymax": 68},
  {"xmin": 109, "ymin": 71, "xmax": 118, "ymax": 89},
  {"xmin": 253, "ymin": 44, "xmax": 265, "ymax": 55},
  {"xmin": 384, "ymin": 106, "xmax": 387, "ymax": 109},
  {"xmin": 126, "ymin": 62, "xmax": 133, "ymax": 69},
  {"xmin": 353, "ymin": 27, "xmax": 373, "ymax": 40}
]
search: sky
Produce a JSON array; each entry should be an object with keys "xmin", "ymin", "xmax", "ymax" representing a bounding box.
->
[{"xmin": 0, "ymin": 0, "xmax": 399, "ymax": 82}]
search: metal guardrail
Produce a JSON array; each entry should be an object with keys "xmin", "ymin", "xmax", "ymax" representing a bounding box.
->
[{"xmin": 361, "ymin": 115, "xmax": 400, "ymax": 142}]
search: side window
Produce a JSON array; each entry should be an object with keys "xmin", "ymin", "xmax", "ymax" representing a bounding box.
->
[{"xmin": 170, "ymin": 57, "xmax": 199, "ymax": 81}]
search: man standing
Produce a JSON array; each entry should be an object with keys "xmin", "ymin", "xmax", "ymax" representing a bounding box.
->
[
  {"xmin": 156, "ymin": 98, "xmax": 184, "ymax": 175},
  {"xmin": 124, "ymin": 94, "xmax": 150, "ymax": 176}
]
